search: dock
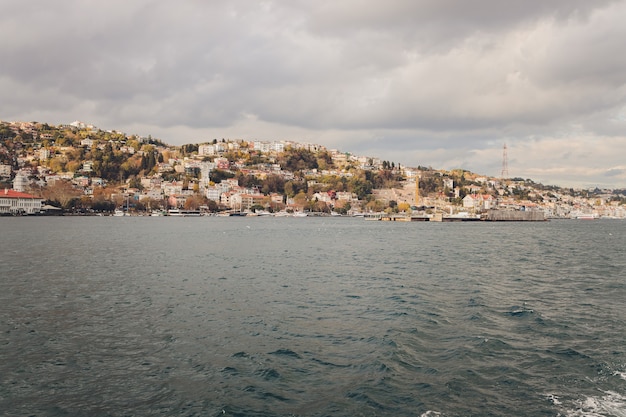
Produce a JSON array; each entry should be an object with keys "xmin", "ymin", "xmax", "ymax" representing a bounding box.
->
[{"xmin": 368, "ymin": 209, "xmax": 546, "ymax": 222}]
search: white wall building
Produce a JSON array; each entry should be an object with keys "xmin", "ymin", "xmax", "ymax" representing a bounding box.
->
[
  {"xmin": 0, "ymin": 164, "xmax": 11, "ymax": 177},
  {"xmin": 0, "ymin": 189, "xmax": 43, "ymax": 214},
  {"xmin": 12, "ymin": 171, "xmax": 30, "ymax": 192}
]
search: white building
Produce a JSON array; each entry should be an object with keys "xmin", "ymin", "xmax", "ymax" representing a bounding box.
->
[
  {"xmin": 0, "ymin": 189, "xmax": 43, "ymax": 215},
  {"xmin": 39, "ymin": 148, "xmax": 51, "ymax": 160},
  {"xmin": 0, "ymin": 164, "xmax": 11, "ymax": 177},
  {"xmin": 205, "ymin": 182, "xmax": 230, "ymax": 202},
  {"xmin": 12, "ymin": 171, "xmax": 30, "ymax": 192},
  {"xmin": 81, "ymin": 138, "xmax": 94, "ymax": 147},
  {"xmin": 198, "ymin": 144, "xmax": 215, "ymax": 156}
]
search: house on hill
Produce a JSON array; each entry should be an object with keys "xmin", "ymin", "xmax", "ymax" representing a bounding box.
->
[
  {"xmin": 0, "ymin": 189, "xmax": 43, "ymax": 215},
  {"xmin": 462, "ymin": 194, "xmax": 495, "ymax": 211}
]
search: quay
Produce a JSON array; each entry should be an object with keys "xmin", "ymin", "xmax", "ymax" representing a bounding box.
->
[{"xmin": 372, "ymin": 209, "xmax": 546, "ymax": 222}]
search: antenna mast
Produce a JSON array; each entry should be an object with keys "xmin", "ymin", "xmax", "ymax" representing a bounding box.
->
[
  {"xmin": 501, "ymin": 143, "xmax": 509, "ymax": 178},
  {"xmin": 415, "ymin": 176, "xmax": 420, "ymax": 207}
]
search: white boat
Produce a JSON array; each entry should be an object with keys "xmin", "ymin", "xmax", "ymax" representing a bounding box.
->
[
  {"xmin": 293, "ymin": 212, "xmax": 308, "ymax": 217},
  {"xmin": 571, "ymin": 211, "xmax": 598, "ymax": 220},
  {"xmin": 113, "ymin": 209, "xmax": 126, "ymax": 217},
  {"xmin": 575, "ymin": 214, "xmax": 598, "ymax": 220}
]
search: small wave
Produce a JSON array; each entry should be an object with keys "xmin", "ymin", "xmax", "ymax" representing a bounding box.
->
[
  {"xmin": 268, "ymin": 348, "xmax": 301, "ymax": 359},
  {"xmin": 550, "ymin": 348, "xmax": 591, "ymax": 360},
  {"xmin": 310, "ymin": 357, "xmax": 351, "ymax": 368},
  {"xmin": 220, "ymin": 366, "xmax": 238, "ymax": 375},
  {"xmin": 507, "ymin": 306, "xmax": 534, "ymax": 317},
  {"xmin": 254, "ymin": 368, "xmax": 281, "ymax": 380}
]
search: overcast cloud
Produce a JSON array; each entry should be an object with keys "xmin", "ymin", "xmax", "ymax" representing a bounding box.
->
[{"xmin": 2, "ymin": 1, "xmax": 626, "ymax": 188}]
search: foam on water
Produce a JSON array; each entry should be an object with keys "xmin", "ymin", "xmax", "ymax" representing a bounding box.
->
[{"xmin": 560, "ymin": 391, "xmax": 626, "ymax": 417}]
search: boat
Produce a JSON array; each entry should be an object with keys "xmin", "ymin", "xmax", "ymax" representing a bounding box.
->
[
  {"xmin": 575, "ymin": 214, "xmax": 598, "ymax": 220},
  {"xmin": 293, "ymin": 212, "xmax": 308, "ymax": 217},
  {"xmin": 571, "ymin": 211, "xmax": 598, "ymax": 220},
  {"xmin": 113, "ymin": 209, "xmax": 126, "ymax": 217},
  {"xmin": 167, "ymin": 209, "xmax": 201, "ymax": 217}
]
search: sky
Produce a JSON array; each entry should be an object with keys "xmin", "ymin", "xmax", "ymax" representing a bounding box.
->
[{"xmin": 2, "ymin": 1, "xmax": 626, "ymax": 189}]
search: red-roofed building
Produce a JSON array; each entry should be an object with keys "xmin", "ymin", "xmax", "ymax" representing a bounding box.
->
[{"xmin": 0, "ymin": 189, "xmax": 43, "ymax": 215}]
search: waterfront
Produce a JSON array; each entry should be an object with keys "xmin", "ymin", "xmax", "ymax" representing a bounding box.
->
[{"xmin": 1, "ymin": 217, "xmax": 625, "ymax": 416}]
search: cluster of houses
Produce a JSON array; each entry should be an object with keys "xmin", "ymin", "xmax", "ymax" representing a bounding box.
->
[{"xmin": 1, "ymin": 120, "xmax": 625, "ymax": 218}]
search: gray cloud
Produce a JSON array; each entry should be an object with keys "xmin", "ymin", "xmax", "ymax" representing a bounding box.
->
[{"xmin": 1, "ymin": 0, "xmax": 626, "ymax": 188}]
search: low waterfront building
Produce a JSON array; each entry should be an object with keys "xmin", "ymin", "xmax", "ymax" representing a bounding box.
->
[{"xmin": 0, "ymin": 189, "xmax": 43, "ymax": 215}]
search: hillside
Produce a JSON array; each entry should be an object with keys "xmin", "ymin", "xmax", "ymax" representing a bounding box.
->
[{"xmin": 1, "ymin": 120, "xmax": 625, "ymax": 217}]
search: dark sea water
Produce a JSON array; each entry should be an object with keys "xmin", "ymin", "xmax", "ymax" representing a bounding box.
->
[{"xmin": 1, "ymin": 216, "xmax": 625, "ymax": 417}]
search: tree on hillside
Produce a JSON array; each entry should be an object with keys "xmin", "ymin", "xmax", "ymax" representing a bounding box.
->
[
  {"xmin": 210, "ymin": 169, "xmax": 235, "ymax": 183},
  {"xmin": 41, "ymin": 179, "xmax": 82, "ymax": 210},
  {"xmin": 347, "ymin": 176, "xmax": 373, "ymax": 200},
  {"xmin": 283, "ymin": 180, "xmax": 306, "ymax": 198},
  {"xmin": 278, "ymin": 148, "xmax": 318, "ymax": 173},
  {"xmin": 184, "ymin": 194, "xmax": 208, "ymax": 210},
  {"xmin": 261, "ymin": 174, "xmax": 285, "ymax": 195},
  {"xmin": 180, "ymin": 143, "xmax": 199, "ymax": 156},
  {"xmin": 316, "ymin": 150, "xmax": 334, "ymax": 170},
  {"xmin": 235, "ymin": 172, "xmax": 261, "ymax": 189}
]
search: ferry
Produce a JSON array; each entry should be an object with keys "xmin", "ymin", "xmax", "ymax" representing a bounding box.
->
[
  {"xmin": 575, "ymin": 214, "xmax": 598, "ymax": 220},
  {"xmin": 167, "ymin": 209, "xmax": 201, "ymax": 217},
  {"xmin": 571, "ymin": 211, "xmax": 598, "ymax": 220}
]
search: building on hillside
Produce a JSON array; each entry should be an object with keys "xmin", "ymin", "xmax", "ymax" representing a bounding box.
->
[
  {"xmin": 0, "ymin": 189, "xmax": 43, "ymax": 215},
  {"xmin": 230, "ymin": 193, "xmax": 266, "ymax": 210},
  {"xmin": 81, "ymin": 138, "xmax": 94, "ymax": 147},
  {"xmin": 162, "ymin": 181, "xmax": 184, "ymax": 196},
  {"xmin": 0, "ymin": 164, "xmax": 11, "ymax": 178},
  {"xmin": 462, "ymin": 194, "xmax": 495, "ymax": 211},
  {"xmin": 335, "ymin": 191, "xmax": 357, "ymax": 202},
  {"xmin": 198, "ymin": 144, "xmax": 214, "ymax": 156},
  {"xmin": 214, "ymin": 157, "xmax": 230, "ymax": 170},
  {"xmin": 311, "ymin": 191, "xmax": 333, "ymax": 204},
  {"xmin": 168, "ymin": 194, "xmax": 188, "ymax": 208},
  {"xmin": 12, "ymin": 171, "xmax": 30, "ymax": 192},
  {"xmin": 205, "ymin": 182, "xmax": 231, "ymax": 202}
]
